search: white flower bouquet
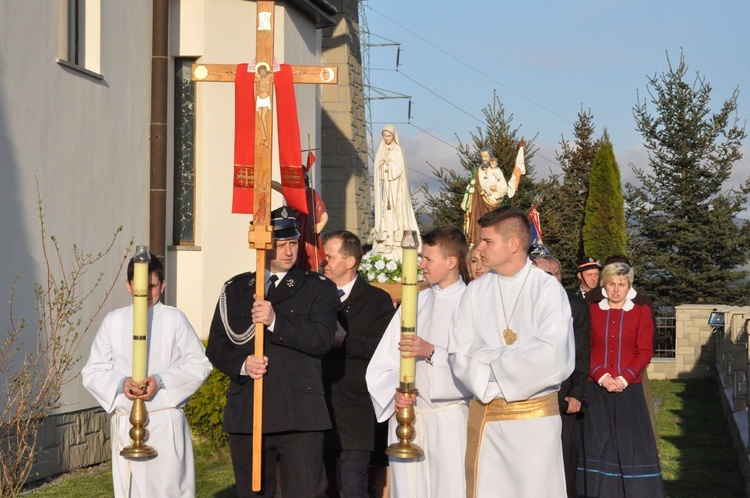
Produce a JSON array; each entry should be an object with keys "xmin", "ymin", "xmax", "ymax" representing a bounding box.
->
[{"xmin": 360, "ymin": 251, "xmax": 423, "ymax": 283}]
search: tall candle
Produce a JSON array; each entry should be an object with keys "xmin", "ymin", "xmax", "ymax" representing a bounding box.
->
[
  {"xmin": 399, "ymin": 231, "xmax": 419, "ymax": 388},
  {"xmin": 131, "ymin": 246, "xmax": 150, "ymax": 382}
]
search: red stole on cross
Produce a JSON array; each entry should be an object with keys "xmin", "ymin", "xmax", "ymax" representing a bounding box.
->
[{"xmin": 232, "ymin": 63, "xmax": 308, "ymax": 214}]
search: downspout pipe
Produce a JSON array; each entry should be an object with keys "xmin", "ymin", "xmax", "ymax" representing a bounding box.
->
[{"xmin": 150, "ymin": 0, "xmax": 169, "ymax": 261}]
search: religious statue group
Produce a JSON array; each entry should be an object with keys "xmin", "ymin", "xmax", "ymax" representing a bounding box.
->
[{"xmin": 79, "ymin": 123, "xmax": 664, "ymax": 498}]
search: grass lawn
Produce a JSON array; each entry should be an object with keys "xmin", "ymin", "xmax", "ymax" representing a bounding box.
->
[
  {"xmin": 24, "ymin": 378, "xmax": 745, "ymax": 497},
  {"xmin": 23, "ymin": 442, "xmax": 236, "ymax": 497},
  {"xmin": 652, "ymin": 378, "xmax": 745, "ymax": 497}
]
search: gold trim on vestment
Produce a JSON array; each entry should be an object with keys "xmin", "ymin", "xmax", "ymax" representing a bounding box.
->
[{"xmin": 465, "ymin": 393, "xmax": 559, "ymax": 498}]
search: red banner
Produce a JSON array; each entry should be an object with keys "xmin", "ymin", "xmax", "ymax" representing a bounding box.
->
[{"xmin": 232, "ymin": 64, "xmax": 308, "ymax": 214}]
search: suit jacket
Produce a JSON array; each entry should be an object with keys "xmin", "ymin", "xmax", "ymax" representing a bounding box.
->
[
  {"xmin": 323, "ymin": 276, "xmax": 395, "ymax": 451},
  {"xmin": 560, "ymin": 290, "xmax": 591, "ymax": 411},
  {"xmin": 206, "ymin": 266, "xmax": 339, "ymax": 434}
]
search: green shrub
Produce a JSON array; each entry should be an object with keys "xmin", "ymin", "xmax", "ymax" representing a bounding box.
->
[{"xmin": 185, "ymin": 366, "xmax": 229, "ymax": 448}]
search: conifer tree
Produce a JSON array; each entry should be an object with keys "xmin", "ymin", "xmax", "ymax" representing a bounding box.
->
[
  {"xmin": 582, "ymin": 134, "xmax": 627, "ymax": 262},
  {"xmin": 627, "ymin": 52, "xmax": 750, "ymax": 307},
  {"xmin": 419, "ymin": 92, "xmax": 538, "ymax": 231},
  {"xmin": 538, "ymin": 108, "xmax": 600, "ymax": 287}
]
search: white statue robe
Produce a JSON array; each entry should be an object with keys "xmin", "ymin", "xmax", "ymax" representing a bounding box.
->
[
  {"xmin": 477, "ymin": 166, "xmax": 517, "ymax": 206},
  {"xmin": 371, "ymin": 125, "xmax": 421, "ymax": 257},
  {"xmin": 82, "ymin": 302, "xmax": 212, "ymax": 498},
  {"xmin": 448, "ymin": 261, "xmax": 574, "ymax": 498},
  {"xmin": 366, "ymin": 279, "xmax": 471, "ymax": 498}
]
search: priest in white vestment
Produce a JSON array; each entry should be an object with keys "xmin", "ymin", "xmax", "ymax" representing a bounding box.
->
[
  {"xmin": 366, "ymin": 227, "xmax": 472, "ymax": 498},
  {"xmin": 448, "ymin": 207, "xmax": 574, "ymax": 498},
  {"xmin": 82, "ymin": 255, "xmax": 211, "ymax": 498}
]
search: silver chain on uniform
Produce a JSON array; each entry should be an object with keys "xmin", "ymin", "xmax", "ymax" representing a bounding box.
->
[{"xmin": 219, "ymin": 280, "xmax": 255, "ymax": 345}]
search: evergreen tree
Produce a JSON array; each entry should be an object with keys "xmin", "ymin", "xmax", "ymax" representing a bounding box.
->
[
  {"xmin": 418, "ymin": 165, "xmax": 466, "ymax": 230},
  {"xmin": 419, "ymin": 91, "xmax": 539, "ymax": 231},
  {"xmin": 627, "ymin": 52, "xmax": 750, "ymax": 307},
  {"xmin": 582, "ymin": 133, "xmax": 627, "ymax": 262},
  {"xmin": 538, "ymin": 108, "xmax": 600, "ymax": 287}
]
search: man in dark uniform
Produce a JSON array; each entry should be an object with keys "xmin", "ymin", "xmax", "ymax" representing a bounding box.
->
[
  {"xmin": 320, "ymin": 230, "xmax": 396, "ymax": 498},
  {"xmin": 206, "ymin": 206, "xmax": 340, "ymax": 498},
  {"xmin": 533, "ymin": 255, "xmax": 590, "ymax": 498}
]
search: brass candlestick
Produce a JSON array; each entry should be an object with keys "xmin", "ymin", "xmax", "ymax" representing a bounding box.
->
[
  {"xmin": 385, "ymin": 383, "xmax": 424, "ymax": 459},
  {"xmin": 120, "ymin": 398, "xmax": 157, "ymax": 458},
  {"xmin": 385, "ymin": 232, "xmax": 424, "ymax": 460},
  {"xmin": 120, "ymin": 245, "xmax": 157, "ymax": 459}
]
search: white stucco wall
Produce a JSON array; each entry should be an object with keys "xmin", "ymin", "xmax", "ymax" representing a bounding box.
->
[
  {"xmin": 0, "ymin": 2, "xmax": 152, "ymax": 413},
  {"xmin": 168, "ymin": 0, "xmax": 323, "ymax": 338}
]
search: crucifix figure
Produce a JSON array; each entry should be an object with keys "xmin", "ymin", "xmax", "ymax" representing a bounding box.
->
[
  {"xmin": 255, "ymin": 62, "xmax": 272, "ymax": 146},
  {"xmin": 194, "ymin": 1, "xmax": 338, "ymax": 493}
]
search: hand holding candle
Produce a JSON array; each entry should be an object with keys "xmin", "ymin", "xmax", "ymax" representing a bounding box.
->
[
  {"xmin": 386, "ymin": 229, "xmax": 425, "ymax": 460},
  {"xmin": 120, "ymin": 245, "xmax": 158, "ymax": 458}
]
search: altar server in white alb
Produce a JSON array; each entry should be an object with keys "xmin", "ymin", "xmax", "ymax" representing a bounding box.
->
[
  {"xmin": 448, "ymin": 206, "xmax": 574, "ymax": 498},
  {"xmin": 82, "ymin": 254, "xmax": 212, "ymax": 498},
  {"xmin": 366, "ymin": 226, "xmax": 472, "ymax": 498}
]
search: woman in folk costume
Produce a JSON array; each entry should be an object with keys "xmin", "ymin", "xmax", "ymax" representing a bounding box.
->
[
  {"xmin": 366, "ymin": 227, "xmax": 472, "ymax": 498},
  {"xmin": 577, "ymin": 262, "xmax": 665, "ymax": 497},
  {"xmin": 370, "ymin": 124, "xmax": 421, "ymax": 258}
]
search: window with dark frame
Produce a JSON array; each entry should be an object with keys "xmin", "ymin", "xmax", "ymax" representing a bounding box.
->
[{"xmin": 173, "ymin": 58, "xmax": 197, "ymax": 245}]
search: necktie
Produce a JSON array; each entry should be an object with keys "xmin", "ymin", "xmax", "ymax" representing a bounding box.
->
[
  {"xmin": 266, "ymin": 275, "xmax": 279, "ymax": 301},
  {"xmin": 338, "ymin": 288, "xmax": 345, "ymax": 301}
]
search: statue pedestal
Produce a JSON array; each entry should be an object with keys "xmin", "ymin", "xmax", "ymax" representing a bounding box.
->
[{"xmin": 370, "ymin": 282, "xmax": 429, "ymax": 304}]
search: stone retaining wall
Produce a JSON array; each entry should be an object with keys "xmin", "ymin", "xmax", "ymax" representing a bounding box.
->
[{"xmin": 24, "ymin": 407, "xmax": 110, "ymax": 483}]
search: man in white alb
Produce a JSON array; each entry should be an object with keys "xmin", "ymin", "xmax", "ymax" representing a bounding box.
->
[
  {"xmin": 366, "ymin": 226, "xmax": 472, "ymax": 498},
  {"xmin": 448, "ymin": 206, "xmax": 574, "ymax": 498}
]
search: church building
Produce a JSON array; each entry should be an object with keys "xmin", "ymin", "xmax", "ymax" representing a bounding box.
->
[{"xmin": 0, "ymin": 0, "xmax": 366, "ymax": 483}]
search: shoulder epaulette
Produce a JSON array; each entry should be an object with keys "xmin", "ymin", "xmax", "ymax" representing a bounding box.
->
[
  {"xmin": 223, "ymin": 271, "xmax": 255, "ymax": 287},
  {"xmin": 302, "ymin": 270, "xmax": 329, "ymax": 282}
]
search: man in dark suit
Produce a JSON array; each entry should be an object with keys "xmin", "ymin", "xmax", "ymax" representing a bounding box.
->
[
  {"xmin": 321, "ymin": 230, "xmax": 396, "ymax": 498},
  {"xmin": 206, "ymin": 206, "xmax": 340, "ymax": 498},
  {"xmin": 533, "ymin": 255, "xmax": 590, "ymax": 498}
]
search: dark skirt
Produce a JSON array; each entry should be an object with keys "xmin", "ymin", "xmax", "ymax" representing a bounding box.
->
[{"xmin": 577, "ymin": 381, "xmax": 665, "ymax": 497}]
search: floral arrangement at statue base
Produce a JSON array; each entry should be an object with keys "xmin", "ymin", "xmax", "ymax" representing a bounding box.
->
[{"xmin": 361, "ymin": 251, "xmax": 426, "ymax": 302}]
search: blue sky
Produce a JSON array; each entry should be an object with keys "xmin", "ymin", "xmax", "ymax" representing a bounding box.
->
[{"xmin": 363, "ymin": 0, "xmax": 750, "ymax": 215}]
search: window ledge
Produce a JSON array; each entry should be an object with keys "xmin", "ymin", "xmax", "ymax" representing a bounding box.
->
[
  {"xmin": 168, "ymin": 245, "xmax": 202, "ymax": 252},
  {"xmin": 56, "ymin": 58, "xmax": 104, "ymax": 80}
]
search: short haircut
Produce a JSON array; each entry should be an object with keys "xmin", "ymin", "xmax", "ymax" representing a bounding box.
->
[
  {"xmin": 480, "ymin": 145, "xmax": 495, "ymax": 159},
  {"xmin": 540, "ymin": 255, "xmax": 562, "ymax": 276},
  {"xmin": 477, "ymin": 206, "xmax": 531, "ymax": 251},
  {"xmin": 322, "ymin": 230, "xmax": 363, "ymax": 267},
  {"xmin": 600, "ymin": 262, "xmax": 634, "ymax": 287},
  {"xmin": 422, "ymin": 226, "xmax": 469, "ymax": 282},
  {"xmin": 127, "ymin": 252, "xmax": 165, "ymax": 282}
]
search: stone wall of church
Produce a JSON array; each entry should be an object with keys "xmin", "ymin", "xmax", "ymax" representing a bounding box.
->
[{"xmin": 321, "ymin": 0, "xmax": 372, "ymax": 239}]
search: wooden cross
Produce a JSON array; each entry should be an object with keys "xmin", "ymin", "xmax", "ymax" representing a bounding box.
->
[{"xmin": 191, "ymin": 1, "xmax": 337, "ymax": 491}]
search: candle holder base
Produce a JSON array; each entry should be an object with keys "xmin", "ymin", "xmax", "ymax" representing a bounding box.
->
[
  {"xmin": 120, "ymin": 398, "xmax": 158, "ymax": 459},
  {"xmin": 385, "ymin": 388, "xmax": 424, "ymax": 460}
]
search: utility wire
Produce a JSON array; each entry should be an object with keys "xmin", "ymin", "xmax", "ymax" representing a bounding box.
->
[{"xmin": 366, "ymin": 4, "xmax": 648, "ymax": 164}]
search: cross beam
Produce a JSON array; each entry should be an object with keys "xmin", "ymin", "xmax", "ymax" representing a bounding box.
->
[{"xmin": 192, "ymin": 63, "xmax": 338, "ymax": 85}]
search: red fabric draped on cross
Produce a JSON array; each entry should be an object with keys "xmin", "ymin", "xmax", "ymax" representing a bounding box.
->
[{"xmin": 232, "ymin": 63, "xmax": 308, "ymax": 214}]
